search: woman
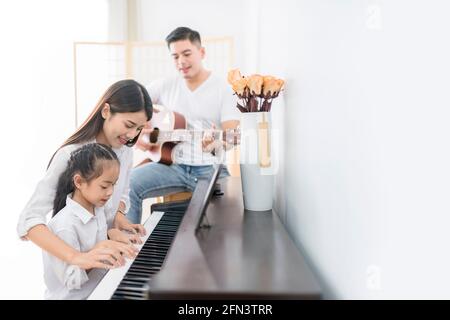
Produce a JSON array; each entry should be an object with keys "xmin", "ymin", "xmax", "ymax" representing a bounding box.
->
[{"xmin": 17, "ymin": 79, "xmax": 153, "ymax": 270}]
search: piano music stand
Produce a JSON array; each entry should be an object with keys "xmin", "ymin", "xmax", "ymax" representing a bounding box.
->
[{"xmin": 195, "ymin": 164, "xmax": 222, "ymax": 231}]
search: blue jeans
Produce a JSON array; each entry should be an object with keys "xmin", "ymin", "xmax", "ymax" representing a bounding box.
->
[{"xmin": 127, "ymin": 163, "xmax": 229, "ymax": 224}]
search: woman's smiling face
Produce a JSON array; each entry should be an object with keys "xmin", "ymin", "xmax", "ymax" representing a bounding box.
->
[{"xmin": 100, "ymin": 104, "xmax": 148, "ymax": 148}]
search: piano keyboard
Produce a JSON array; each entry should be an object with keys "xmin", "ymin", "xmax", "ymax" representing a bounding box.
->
[{"xmin": 88, "ymin": 209, "xmax": 185, "ymax": 300}]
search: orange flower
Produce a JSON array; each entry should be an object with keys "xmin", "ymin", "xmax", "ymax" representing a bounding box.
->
[
  {"xmin": 263, "ymin": 76, "xmax": 285, "ymax": 96},
  {"xmin": 227, "ymin": 69, "xmax": 242, "ymax": 85},
  {"xmin": 247, "ymin": 74, "xmax": 264, "ymax": 95},
  {"xmin": 231, "ymin": 78, "xmax": 248, "ymax": 95}
]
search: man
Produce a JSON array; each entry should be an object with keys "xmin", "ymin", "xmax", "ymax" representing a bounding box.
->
[{"xmin": 127, "ymin": 27, "xmax": 240, "ymax": 224}]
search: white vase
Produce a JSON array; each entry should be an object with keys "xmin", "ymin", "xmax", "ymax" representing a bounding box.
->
[{"xmin": 239, "ymin": 112, "xmax": 274, "ymax": 211}]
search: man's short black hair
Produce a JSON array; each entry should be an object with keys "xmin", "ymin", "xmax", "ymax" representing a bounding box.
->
[{"xmin": 165, "ymin": 27, "xmax": 202, "ymax": 48}]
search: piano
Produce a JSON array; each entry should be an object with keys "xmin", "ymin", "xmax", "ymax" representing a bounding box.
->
[{"xmin": 89, "ymin": 165, "xmax": 321, "ymax": 299}]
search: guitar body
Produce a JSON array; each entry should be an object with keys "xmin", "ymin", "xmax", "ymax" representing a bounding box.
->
[{"xmin": 147, "ymin": 108, "xmax": 187, "ymax": 165}]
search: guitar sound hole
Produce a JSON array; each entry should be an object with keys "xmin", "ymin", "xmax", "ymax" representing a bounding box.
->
[{"xmin": 149, "ymin": 128, "xmax": 160, "ymax": 143}]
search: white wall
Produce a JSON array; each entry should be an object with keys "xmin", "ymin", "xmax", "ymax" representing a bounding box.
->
[
  {"xmin": 137, "ymin": 0, "xmax": 259, "ymax": 73},
  {"xmin": 259, "ymin": 0, "xmax": 450, "ymax": 299}
]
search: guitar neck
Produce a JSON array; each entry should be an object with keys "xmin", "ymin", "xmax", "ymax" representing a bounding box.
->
[
  {"xmin": 152, "ymin": 129, "xmax": 240, "ymax": 145},
  {"xmin": 154, "ymin": 130, "xmax": 189, "ymax": 143}
]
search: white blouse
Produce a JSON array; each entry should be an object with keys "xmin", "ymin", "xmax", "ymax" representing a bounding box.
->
[
  {"xmin": 17, "ymin": 140, "xmax": 133, "ymax": 237},
  {"xmin": 43, "ymin": 195, "xmax": 108, "ymax": 300}
]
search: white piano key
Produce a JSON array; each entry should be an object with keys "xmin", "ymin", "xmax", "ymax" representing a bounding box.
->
[{"xmin": 88, "ymin": 211, "xmax": 165, "ymax": 300}]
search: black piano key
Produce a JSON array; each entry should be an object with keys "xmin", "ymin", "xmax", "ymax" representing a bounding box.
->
[
  {"xmin": 123, "ymin": 270, "xmax": 152, "ymax": 277},
  {"xmin": 144, "ymin": 238, "xmax": 171, "ymax": 244},
  {"xmin": 112, "ymin": 291, "xmax": 146, "ymax": 300},
  {"xmin": 136, "ymin": 252, "xmax": 166, "ymax": 260},
  {"xmin": 139, "ymin": 246, "xmax": 168, "ymax": 253},
  {"xmin": 144, "ymin": 239, "xmax": 171, "ymax": 246},
  {"xmin": 122, "ymin": 276, "xmax": 151, "ymax": 283},
  {"xmin": 113, "ymin": 288, "xmax": 147, "ymax": 295},
  {"xmin": 133, "ymin": 256, "xmax": 165, "ymax": 264},
  {"xmin": 151, "ymin": 232, "xmax": 175, "ymax": 237},
  {"xmin": 129, "ymin": 263, "xmax": 162, "ymax": 271},
  {"xmin": 147, "ymin": 238, "xmax": 171, "ymax": 242},
  {"xmin": 141, "ymin": 239, "xmax": 170, "ymax": 245},
  {"xmin": 139, "ymin": 247, "xmax": 168, "ymax": 254},
  {"xmin": 114, "ymin": 285, "xmax": 149, "ymax": 293},
  {"xmin": 128, "ymin": 263, "xmax": 161, "ymax": 270},
  {"xmin": 119, "ymin": 281, "xmax": 149, "ymax": 288}
]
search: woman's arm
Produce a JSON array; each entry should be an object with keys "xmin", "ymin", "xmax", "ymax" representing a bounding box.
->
[
  {"xmin": 17, "ymin": 148, "xmax": 70, "ymax": 238},
  {"xmin": 27, "ymin": 224, "xmax": 78, "ymax": 262},
  {"xmin": 27, "ymin": 224, "xmax": 137, "ymax": 269}
]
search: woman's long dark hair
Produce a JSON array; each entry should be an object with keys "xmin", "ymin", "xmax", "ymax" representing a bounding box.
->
[
  {"xmin": 53, "ymin": 143, "xmax": 119, "ymax": 216},
  {"xmin": 48, "ymin": 79, "xmax": 152, "ymax": 168}
]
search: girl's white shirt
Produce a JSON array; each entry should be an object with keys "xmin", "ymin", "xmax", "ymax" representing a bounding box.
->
[
  {"xmin": 17, "ymin": 140, "xmax": 133, "ymax": 237},
  {"xmin": 43, "ymin": 195, "xmax": 108, "ymax": 300}
]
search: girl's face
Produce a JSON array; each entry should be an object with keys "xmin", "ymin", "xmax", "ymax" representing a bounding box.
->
[
  {"xmin": 75, "ymin": 160, "xmax": 120, "ymax": 208},
  {"xmin": 101, "ymin": 105, "xmax": 148, "ymax": 149}
]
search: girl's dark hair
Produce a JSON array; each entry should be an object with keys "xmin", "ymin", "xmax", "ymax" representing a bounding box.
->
[
  {"xmin": 48, "ymin": 79, "xmax": 152, "ymax": 168},
  {"xmin": 53, "ymin": 143, "xmax": 119, "ymax": 216}
]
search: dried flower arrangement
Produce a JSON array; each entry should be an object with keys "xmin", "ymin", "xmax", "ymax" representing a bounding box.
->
[{"xmin": 227, "ymin": 69, "xmax": 284, "ymax": 112}]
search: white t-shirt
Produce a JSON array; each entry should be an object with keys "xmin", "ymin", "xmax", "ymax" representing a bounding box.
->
[
  {"xmin": 43, "ymin": 195, "xmax": 108, "ymax": 300},
  {"xmin": 146, "ymin": 72, "xmax": 240, "ymax": 165}
]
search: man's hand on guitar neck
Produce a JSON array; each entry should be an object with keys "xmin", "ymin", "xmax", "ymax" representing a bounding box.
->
[
  {"xmin": 202, "ymin": 123, "xmax": 217, "ymax": 154},
  {"xmin": 202, "ymin": 120, "xmax": 240, "ymax": 154}
]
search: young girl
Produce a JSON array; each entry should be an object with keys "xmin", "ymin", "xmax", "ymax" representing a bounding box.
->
[
  {"xmin": 44, "ymin": 143, "xmax": 134, "ymax": 299},
  {"xmin": 17, "ymin": 79, "xmax": 153, "ymax": 271}
]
